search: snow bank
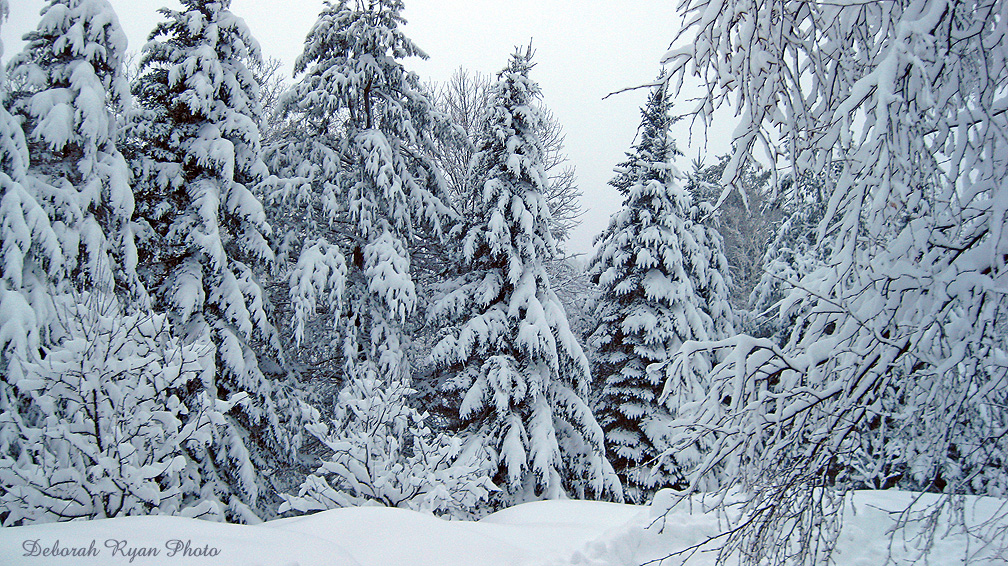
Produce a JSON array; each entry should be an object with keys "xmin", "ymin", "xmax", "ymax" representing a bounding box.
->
[{"xmin": 0, "ymin": 492, "xmax": 1003, "ymax": 566}]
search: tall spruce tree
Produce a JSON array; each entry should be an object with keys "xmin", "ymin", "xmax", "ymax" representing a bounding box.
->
[
  {"xmin": 0, "ymin": 0, "xmax": 65, "ymax": 516},
  {"xmin": 430, "ymin": 48, "xmax": 621, "ymax": 505},
  {"xmin": 263, "ymin": 0, "xmax": 453, "ymax": 386},
  {"xmin": 7, "ymin": 0, "xmax": 139, "ymax": 301},
  {"xmin": 587, "ymin": 80, "xmax": 734, "ymax": 502},
  {"xmin": 0, "ymin": 0, "xmax": 63, "ymax": 371},
  {"xmin": 1, "ymin": 0, "xmax": 145, "ymax": 523},
  {"xmin": 0, "ymin": 0, "xmax": 261, "ymax": 526},
  {"xmin": 127, "ymin": 0, "xmax": 314, "ymax": 521}
]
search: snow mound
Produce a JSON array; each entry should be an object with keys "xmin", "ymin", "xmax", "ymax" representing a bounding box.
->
[{"xmin": 272, "ymin": 506, "xmax": 530, "ymax": 566}]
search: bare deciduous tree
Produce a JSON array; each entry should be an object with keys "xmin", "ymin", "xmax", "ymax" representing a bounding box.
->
[
  {"xmin": 688, "ymin": 155, "xmax": 782, "ymax": 313},
  {"xmin": 249, "ymin": 55, "xmax": 289, "ymax": 143}
]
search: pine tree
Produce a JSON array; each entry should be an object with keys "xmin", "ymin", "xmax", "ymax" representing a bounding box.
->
[
  {"xmin": 262, "ymin": 0, "xmax": 453, "ymax": 386},
  {"xmin": 127, "ymin": 0, "xmax": 313, "ymax": 522},
  {"xmin": 587, "ymin": 81, "xmax": 734, "ymax": 502},
  {"xmin": 7, "ymin": 0, "xmax": 139, "ymax": 300},
  {"xmin": 430, "ymin": 48, "xmax": 621, "ymax": 505},
  {"xmin": 0, "ymin": 0, "xmax": 63, "ymax": 365}
]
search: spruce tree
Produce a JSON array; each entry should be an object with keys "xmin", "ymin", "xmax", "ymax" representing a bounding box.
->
[
  {"xmin": 1, "ymin": 0, "xmax": 146, "ymax": 523},
  {"xmin": 7, "ymin": 0, "xmax": 139, "ymax": 300},
  {"xmin": 0, "ymin": 0, "xmax": 263, "ymax": 526},
  {"xmin": 263, "ymin": 0, "xmax": 453, "ymax": 385},
  {"xmin": 273, "ymin": 0, "xmax": 490, "ymax": 516},
  {"xmin": 0, "ymin": 0, "xmax": 65, "ymax": 512},
  {"xmin": 127, "ymin": 0, "xmax": 312, "ymax": 521},
  {"xmin": 430, "ymin": 49, "xmax": 621, "ymax": 505},
  {"xmin": 0, "ymin": 0, "xmax": 63, "ymax": 367},
  {"xmin": 587, "ymin": 81, "xmax": 734, "ymax": 502}
]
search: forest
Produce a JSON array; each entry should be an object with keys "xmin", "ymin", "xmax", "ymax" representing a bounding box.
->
[{"xmin": 0, "ymin": 0, "xmax": 1005, "ymax": 564}]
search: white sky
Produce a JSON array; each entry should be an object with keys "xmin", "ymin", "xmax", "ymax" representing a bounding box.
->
[{"xmin": 3, "ymin": 0, "xmax": 733, "ymax": 258}]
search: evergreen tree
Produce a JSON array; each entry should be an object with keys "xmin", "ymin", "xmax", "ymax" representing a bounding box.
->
[
  {"xmin": 429, "ymin": 68, "xmax": 584, "ymax": 245},
  {"xmin": 0, "ymin": 0, "xmax": 65, "ymax": 512},
  {"xmin": 0, "ymin": 0, "xmax": 63, "ymax": 370},
  {"xmin": 127, "ymin": 0, "xmax": 313, "ymax": 521},
  {"xmin": 0, "ymin": 0, "xmax": 154, "ymax": 524},
  {"xmin": 262, "ymin": 0, "xmax": 453, "ymax": 386},
  {"xmin": 608, "ymin": 80, "xmax": 678, "ymax": 198},
  {"xmin": 7, "ymin": 0, "xmax": 139, "ymax": 300},
  {"xmin": 587, "ymin": 81, "xmax": 734, "ymax": 502},
  {"xmin": 430, "ymin": 49, "xmax": 621, "ymax": 505}
]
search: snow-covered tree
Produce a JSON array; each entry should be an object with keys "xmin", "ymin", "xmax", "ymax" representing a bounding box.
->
[
  {"xmin": 430, "ymin": 49, "xmax": 621, "ymax": 505},
  {"xmin": 261, "ymin": 0, "xmax": 453, "ymax": 386},
  {"xmin": 280, "ymin": 351, "xmax": 494, "ymax": 518},
  {"xmin": 747, "ymin": 169, "xmax": 831, "ymax": 344},
  {"xmin": 7, "ymin": 0, "xmax": 139, "ymax": 300},
  {"xmin": 657, "ymin": 0, "xmax": 1008, "ymax": 563},
  {"xmin": 0, "ymin": 0, "xmax": 62, "ymax": 363},
  {"xmin": 687, "ymin": 155, "xmax": 780, "ymax": 313},
  {"xmin": 1, "ymin": 0, "xmax": 153, "ymax": 524},
  {"xmin": 260, "ymin": 137, "xmax": 347, "ymax": 387},
  {"xmin": 0, "ymin": 288, "xmax": 249, "ymax": 525},
  {"xmin": 0, "ymin": 0, "xmax": 65, "ymax": 509},
  {"xmin": 587, "ymin": 81, "xmax": 734, "ymax": 502},
  {"xmin": 127, "ymin": 0, "xmax": 314, "ymax": 521}
]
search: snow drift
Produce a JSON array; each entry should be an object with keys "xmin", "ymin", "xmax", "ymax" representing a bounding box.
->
[{"xmin": 1, "ymin": 491, "xmax": 1002, "ymax": 566}]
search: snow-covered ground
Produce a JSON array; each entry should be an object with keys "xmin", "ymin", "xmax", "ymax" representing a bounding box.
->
[{"xmin": 1, "ymin": 491, "xmax": 1003, "ymax": 566}]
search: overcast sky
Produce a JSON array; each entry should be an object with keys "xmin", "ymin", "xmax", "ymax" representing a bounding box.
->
[{"xmin": 4, "ymin": 0, "xmax": 732, "ymax": 258}]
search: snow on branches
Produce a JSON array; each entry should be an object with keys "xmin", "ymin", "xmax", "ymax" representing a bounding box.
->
[
  {"xmin": 265, "ymin": 0, "xmax": 454, "ymax": 381},
  {"xmin": 280, "ymin": 363, "xmax": 494, "ymax": 518},
  {"xmin": 657, "ymin": 0, "xmax": 1008, "ymax": 563},
  {"xmin": 0, "ymin": 290, "xmax": 240, "ymax": 525},
  {"xmin": 0, "ymin": 0, "xmax": 62, "ymax": 356},
  {"xmin": 126, "ymin": 0, "xmax": 313, "ymax": 521}
]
